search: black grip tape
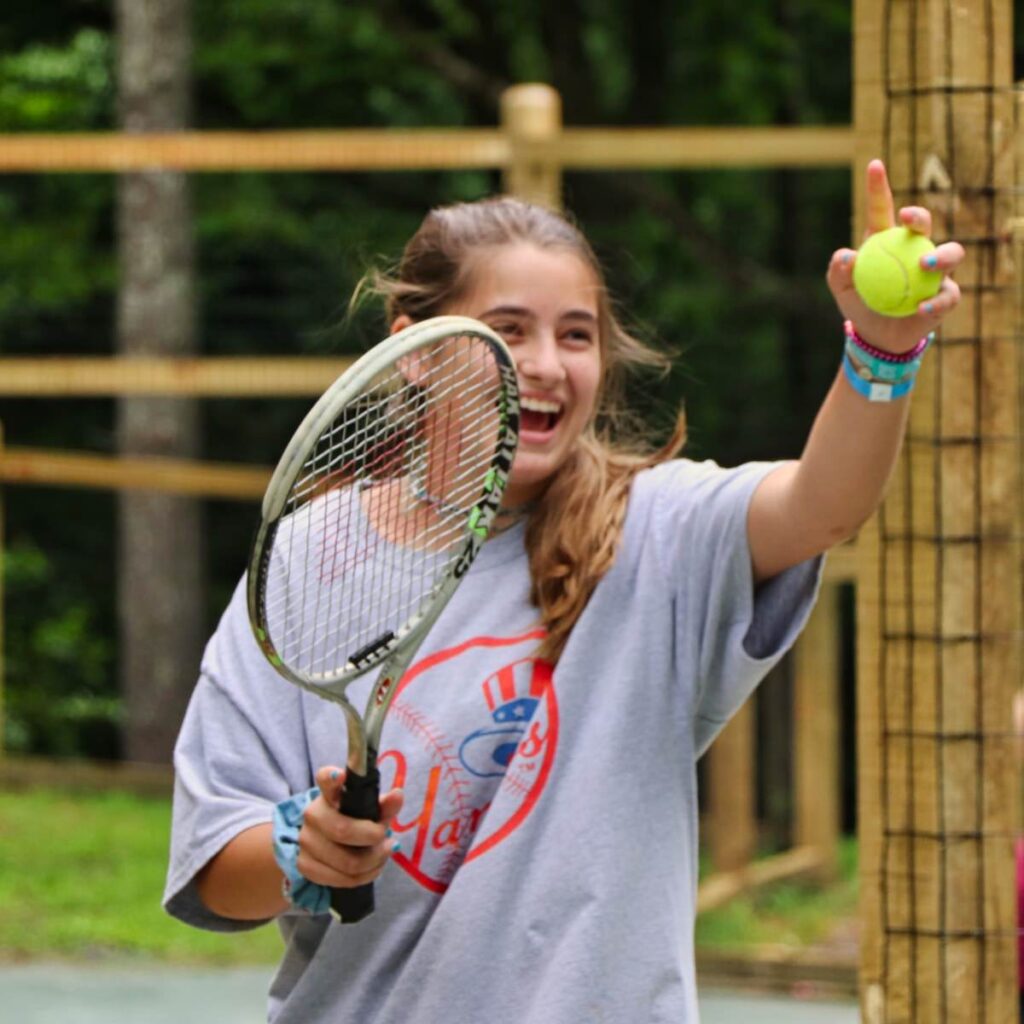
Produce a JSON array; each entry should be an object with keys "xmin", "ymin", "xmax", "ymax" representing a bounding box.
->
[{"xmin": 329, "ymin": 760, "xmax": 381, "ymax": 924}]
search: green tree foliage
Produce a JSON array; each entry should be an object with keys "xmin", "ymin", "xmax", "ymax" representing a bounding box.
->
[
  {"xmin": 3, "ymin": 0, "xmax": 865, "ymax": 756},
  {"xmin": 0, "ymin": 20, "xmax": 119, "ymax": 755},
  {"xmin": 0, "ymin": 28, "xmax": 115, "ymax": 347}
]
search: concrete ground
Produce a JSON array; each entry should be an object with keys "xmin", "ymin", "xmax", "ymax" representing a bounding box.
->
[{"xmin": 0, "ymin": 962, "xmax": 859, "ymax": 1023}]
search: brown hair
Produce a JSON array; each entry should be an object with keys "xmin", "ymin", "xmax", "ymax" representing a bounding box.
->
[{"xmin": 363, "ymin": 196, "xmax": 686, "ymax": 661}]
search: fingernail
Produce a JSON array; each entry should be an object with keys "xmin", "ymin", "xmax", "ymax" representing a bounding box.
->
[
  {"xmin": 385, "ymin": 827, "xmax": 393, "ymax": 838},
  {"xmin": 329, "ymin": 770, "xmax": 340, "ymax": 781},
  {"xmin": 924, "ymin": 302, "xmax": 935, "ymax": 315},
  {"xmin": 390, "ymin": 841, "xmax": 402, "ymax": 854},
  {"xmin": 923, "ymin": 254, "xmax": 938, "ymax": 269},
  {"xmin": 841, "ymin": 253, "xmax": 852, "ymax": 265}
]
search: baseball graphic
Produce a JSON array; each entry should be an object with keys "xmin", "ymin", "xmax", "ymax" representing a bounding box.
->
[{"xmin": 375, "ymin": 630, "xmax": 559, "ymax": 893}]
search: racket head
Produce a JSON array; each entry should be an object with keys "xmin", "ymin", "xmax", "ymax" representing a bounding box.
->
[{"xmin": 247, "ymin": 315, "xmax": 519, "ymax": 702}]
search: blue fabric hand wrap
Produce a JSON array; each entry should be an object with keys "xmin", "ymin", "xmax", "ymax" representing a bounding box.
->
[{"xmin": 272, "ymin": 786, "xmax": 331, "ymax": 915}]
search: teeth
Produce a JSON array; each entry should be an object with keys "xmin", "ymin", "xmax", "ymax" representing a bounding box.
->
[{"xmin": 521, "ymin": 397, "xmax": 561, "ymax": 414}]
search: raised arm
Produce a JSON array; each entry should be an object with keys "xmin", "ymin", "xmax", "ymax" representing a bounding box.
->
[{"xmin": 747, "ymin": 159, "xmax": 965, "ymax": 583}]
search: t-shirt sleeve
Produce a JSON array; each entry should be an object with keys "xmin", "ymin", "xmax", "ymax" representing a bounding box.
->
[
  {"xmin": 163, "ymin": 576, "xmax": 314, "ymax": 932},
  {"xmin": 643, "ymin": 459, "xmax": 824, "ymax": 757}
]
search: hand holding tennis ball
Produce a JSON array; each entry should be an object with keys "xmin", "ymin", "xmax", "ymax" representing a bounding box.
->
[
  {"xmin": 827, "ymin": 160, "xmax": 965, "ymax": 355},
  {"xmin": 852, "ymin": 226, "xmax": 943, "ymax": 318}
]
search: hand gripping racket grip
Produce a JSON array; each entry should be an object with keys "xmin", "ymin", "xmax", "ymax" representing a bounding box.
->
[{"xmin": 329, "ymin": 762, "xmax": 381, "ymax": 924}]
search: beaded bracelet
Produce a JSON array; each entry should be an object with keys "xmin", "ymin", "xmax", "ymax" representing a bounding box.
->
[{"xmin": 844, "ymin": 320, "xmax": 934, "ymax": 364}]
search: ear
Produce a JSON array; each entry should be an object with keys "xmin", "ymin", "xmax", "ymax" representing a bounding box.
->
[
  {"xmin": 390, "ymin": 314, "xmax": 414, "ymax": 336},
  {"xmin": 392, "ymin": 315, "xmax": 429, "ymax": 384}
]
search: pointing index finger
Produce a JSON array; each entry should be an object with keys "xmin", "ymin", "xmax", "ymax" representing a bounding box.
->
[{"xmin": 865, "ymin": 159, "xmax": 896, "ymax": 236}]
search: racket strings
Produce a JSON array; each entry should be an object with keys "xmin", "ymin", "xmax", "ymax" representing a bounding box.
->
[
  {"xmin": 264, "ymin": 335, "xmax": 508, "ymax": 678},
  {"xmin": 290, "ymin": 372, "xmax": 496, "ymax": 591},
  {"xmin": 293, "ymin": 354, "xmax": 494, "ymax": 508}
]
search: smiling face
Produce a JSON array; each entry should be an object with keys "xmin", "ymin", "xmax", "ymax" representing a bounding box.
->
[{"xmin": 444, "ymin": 242, "xmax": 604, "ymax": 506}]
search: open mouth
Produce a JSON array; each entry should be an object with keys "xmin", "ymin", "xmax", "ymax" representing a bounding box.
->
[{"xmin": 519, "ymin": 396, "xmax": 562, "ymax": 435}]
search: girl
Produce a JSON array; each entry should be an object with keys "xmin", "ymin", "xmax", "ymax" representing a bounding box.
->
[{"xmin": 165, "ymin": 160, "xmax": 963, "ymax": 1023}]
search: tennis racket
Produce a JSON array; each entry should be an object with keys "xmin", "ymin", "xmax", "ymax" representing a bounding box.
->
[{"xmin": 247, "ymin": 315, "xmax": 519, "ymax": 924}]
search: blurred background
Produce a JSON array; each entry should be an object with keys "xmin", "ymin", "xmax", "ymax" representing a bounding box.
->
[{"xmin": 2, "ymin": 0, "xmax": 856, "ymax": 784}]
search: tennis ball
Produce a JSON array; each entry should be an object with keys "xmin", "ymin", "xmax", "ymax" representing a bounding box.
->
[{"xmin": 852, "ymin": 226, "xmax": 942, "ymax": 317}]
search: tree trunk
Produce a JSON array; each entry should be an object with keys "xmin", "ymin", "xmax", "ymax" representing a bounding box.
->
[{"xmin": 115, "ymin": 0, "xmax": 202, "ymax": 763}]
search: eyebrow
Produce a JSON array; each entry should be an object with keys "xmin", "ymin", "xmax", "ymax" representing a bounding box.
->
[{"xmin": 478, "ymin": 305, "xmax": 598, "ymax": 322}]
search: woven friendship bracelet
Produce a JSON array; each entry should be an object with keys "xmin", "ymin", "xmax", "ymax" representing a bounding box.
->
[
  {"xmin": 844, "ymin": 338, "xmax": 924, "ymax": 384},
  {"xmin": 841, "ymin": 350, "xmax": 917, "ymax": 402}
]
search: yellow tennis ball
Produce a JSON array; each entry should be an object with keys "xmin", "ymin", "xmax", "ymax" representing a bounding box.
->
[{"xmin": 852, "ymin": 226, "xmax": 942, "ymax": 317}]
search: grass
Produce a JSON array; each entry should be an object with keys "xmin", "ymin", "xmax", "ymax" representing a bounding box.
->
[
  {"xmin": 0, "ymin": 788, "xmax": 282, "ymax": 965},
  {"xmin": 0, "ymin": 787, "xmax": 857, "ymax": 964}
]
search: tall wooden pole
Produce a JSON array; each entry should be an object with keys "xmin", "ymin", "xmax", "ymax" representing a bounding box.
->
[
  {"xmin": 500, "ymin": 84, "xmax": 563, "ymax": 210},
  {"xmin": 115, "ymin": 0, "xmax": 203, "ymax": 762},
  {"xmin": 854, "ymin": 2, "xmax": 1019, "ymax": 1022}
]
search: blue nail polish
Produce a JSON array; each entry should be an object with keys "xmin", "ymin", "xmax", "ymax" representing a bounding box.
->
[
  {"xmin": 924, "ymin": 302, "xmax": 935, "ymax": 315},
  {"xmin": 924, "ymin": 254, "xmax": 938, "ymax": 269},
  {"xmin": 391, "ymin": 841, "xmax": 402, "ymax": 854},
  {"xmin": 841, "ymin": 253, "xmax": 851, "ymax": 265},
  {"xmin": 386, "ymin": 827, "xmax": 393, "ymax": 838},
  {"xmin": 329, "ymin": 770, "xmax": 339, "ymax": 781}
]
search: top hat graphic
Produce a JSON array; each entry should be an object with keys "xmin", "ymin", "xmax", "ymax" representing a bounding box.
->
[{"xmin": 458, "ymin": 659, "xmax": 546, "ymax": 777}]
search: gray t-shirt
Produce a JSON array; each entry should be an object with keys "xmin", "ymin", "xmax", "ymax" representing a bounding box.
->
[{"xmin": 165, "ymin": 458, "xmax": 822, "ymax": 1023}]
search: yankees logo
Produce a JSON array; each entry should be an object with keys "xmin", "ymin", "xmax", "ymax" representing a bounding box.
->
[{"xmin": 376, "ymin": 629, "xmax": 558, "ymax": 894}]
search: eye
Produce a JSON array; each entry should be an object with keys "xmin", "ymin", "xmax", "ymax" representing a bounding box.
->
[
  {"xmin": 490, "ymin": 321, "xmax": 524, "ymax": 340},
  {"xmin": 563, "ymin": 327, "xmax": 595, "ymax": 346}
]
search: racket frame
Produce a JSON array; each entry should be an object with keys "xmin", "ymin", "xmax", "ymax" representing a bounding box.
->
[{"xmin": 247, "ymin": 314, "xmax": 520, "ymax": 776}]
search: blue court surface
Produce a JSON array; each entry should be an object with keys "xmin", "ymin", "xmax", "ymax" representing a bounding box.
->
[{"xmin": 0, "ymin": 962, "xmax": 859, "ymax": 1023}]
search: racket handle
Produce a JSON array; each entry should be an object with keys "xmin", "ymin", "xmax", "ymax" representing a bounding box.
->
[{"xmin": 329, "ymin": 762, "xmax": 381, "ymax": 924}]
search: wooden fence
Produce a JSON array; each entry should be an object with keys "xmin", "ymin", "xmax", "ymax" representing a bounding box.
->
[{"xmin": 0, "ymin": 83, "xmax": 858, "ymax": 896}]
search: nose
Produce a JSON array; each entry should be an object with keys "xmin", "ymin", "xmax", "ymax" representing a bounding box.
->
[{"xmin": 516, "ymin": 333, "xmax": 565, "ymax": 386}]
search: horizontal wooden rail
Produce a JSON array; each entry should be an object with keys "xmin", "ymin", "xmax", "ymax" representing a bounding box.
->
[
  {"xmin": 696, "ymin": 844, "xmax": 827, "ymax": 914},
  {"xmin": 696, "ymin": 947, "xmax": 857, "ymax": 997},
  {"xmin": 0, "ymin": 126, "xmax": 854, "ymax": 173},
  {"xmin": 555, "ymin": 126, "xmax": 855, "ymax": 169},
  {"xmin": 0, "ymin": 447, "xmax": 269, "ymax": 500},
  {"xmin": 0, "ymin": 445, "xmax": 865, "ymax": 579},
  {"xmin": 0, "ymin": 129, "xmax": 509, "ymax": 172},
  {"xmin": 0, "ymin": 356, "xmax": 352, "ymax": 396}
]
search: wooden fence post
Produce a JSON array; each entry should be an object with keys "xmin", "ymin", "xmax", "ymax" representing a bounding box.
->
[
  {"xmin": 706, "ymin": 701, "xmax": 757, "ymax": 872},
  {"xmin": 854, "ymin": 2, "xmax": 1019, "ymax": 1020},
  {"xmin": 500, "ymin": 84, "xmax": 563, "ymax": 210},
  {"xmin": 793, "ymin": 578, "xmax": 841, "ymax": 878}
]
